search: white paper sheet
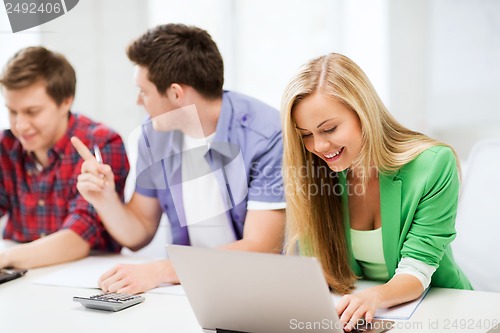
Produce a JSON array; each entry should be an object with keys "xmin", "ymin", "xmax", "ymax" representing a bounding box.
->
[
  {"xmin": 31, "ymin": 255, "xmax": 187, "ymax": 295},
  {"xmin": 148, "ymin": 284, "xmax": 186, "ymax": 296},
  {"xmin": 32, "ymin": 255, "xmax": 151, "ymax": 289}
]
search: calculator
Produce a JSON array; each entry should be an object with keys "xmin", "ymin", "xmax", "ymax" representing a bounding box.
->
[{"xmin": 73, "ymin": 293, "xmax": 145, "ymax": 312}]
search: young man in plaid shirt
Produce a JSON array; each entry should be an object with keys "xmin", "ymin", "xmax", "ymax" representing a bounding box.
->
[{"xmin": 0, "ymin": 47, "xmax": 129, "ymax": 269}]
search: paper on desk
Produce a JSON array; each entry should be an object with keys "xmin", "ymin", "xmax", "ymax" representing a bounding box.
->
[
  {"xmin": 31, "ymin": 255, "xmax": 151, "ymax": 289},
  {"xmin": 147, "ymin": 284, "xmax": 186, "ymax": 296},
  {"xmin": 31, "ymin": 255, "xmax": 188, "ymax": 295},
  {"xmin": 332, "ymin": 280, "xmax": 428, "ymax": 320}
]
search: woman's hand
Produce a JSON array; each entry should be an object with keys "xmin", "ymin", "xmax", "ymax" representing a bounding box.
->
[
  {"xmin": 336, "ymin": 274, "xmax": 424, "ymax": 331},
  {"xmin": 336, "ymin": 288, "xmax": 381, "ymax": 331}
]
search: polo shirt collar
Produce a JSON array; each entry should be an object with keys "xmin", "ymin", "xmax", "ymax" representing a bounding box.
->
[{"xmin": 211, "ymin": 91, "xmax": 234, "ymax": 158}]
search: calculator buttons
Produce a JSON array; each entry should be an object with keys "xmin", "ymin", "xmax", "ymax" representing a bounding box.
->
[{"xmin": 73, "ymin": 293, "xmax": 145, "ymax": 312}]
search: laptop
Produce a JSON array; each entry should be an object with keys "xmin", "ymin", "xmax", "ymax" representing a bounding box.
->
[
  {"xmin": 167, "ymin": 245, "xmax": 393, "ymax": 333},
  {"xmin": 487, "ymin": 324, "xmax": 500, "ymax": 333},
  {"xmin": 0, "ymin": 268, "xmax": 28, "ymax": 284}
]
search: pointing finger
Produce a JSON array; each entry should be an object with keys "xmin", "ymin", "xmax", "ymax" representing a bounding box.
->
[{"xmin": 71, "ymin": 136, "xmax": 96, "ymax": 161}]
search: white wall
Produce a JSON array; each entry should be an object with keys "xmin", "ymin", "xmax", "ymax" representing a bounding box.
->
[
  {"xmin": 38, "ymin": 0, "xmax": 149, "ymax": 142},
  {"xmin": 428, "ymin": 0, "xmax": 500, "ymax": 128},
  {"xmin": 232, "ymin": 0, "xmax": 343, "ymax": 109},
  {"xmin": 0, "ymin": 10, "xmax": 40, "ymax": 128},
  {"xmin": 427, "ymin": 0, "xmax": 500, "ymax": 157},
  {"xmin": 147, "ymin": 0, "xmax": 389, "ymax": 113},
  {"xmin": 387, "ymin": 0, "xmax": 430, "ymax": 131}
]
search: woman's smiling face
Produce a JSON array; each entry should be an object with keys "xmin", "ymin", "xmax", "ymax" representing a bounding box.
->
[{"xmin": 292, "ymin": 92, "xmax": 363, "ymax": 172}]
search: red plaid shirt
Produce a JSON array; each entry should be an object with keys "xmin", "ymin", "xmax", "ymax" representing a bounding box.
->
[{"xmin": 0, "ymin": 113, "xmax": 129, "ymax": 252}]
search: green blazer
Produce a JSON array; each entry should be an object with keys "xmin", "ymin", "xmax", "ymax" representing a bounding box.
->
[{"xmin": 340, "ymin": 146, "xmax": 472, "ymax": 289}]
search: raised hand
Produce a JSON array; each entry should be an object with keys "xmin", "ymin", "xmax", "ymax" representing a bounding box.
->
[{"xmin": 70, "ymin": 136, "xmax": 117, "ymax": 207}]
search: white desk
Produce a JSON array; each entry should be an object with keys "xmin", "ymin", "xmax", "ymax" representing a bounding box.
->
[
  {"xmin": 396, "ymin": 288, "xmax": 500, "ymax": 332},
  {"xmin": 1, "ymin": 248, "xmax": 499, "ymax": 332},
  {"xmin": 0, "ymin": 262, "xmax": 205, "ymax": 333}
]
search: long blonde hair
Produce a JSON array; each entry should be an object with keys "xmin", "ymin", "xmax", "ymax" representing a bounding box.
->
[{"xmin": 281, "ymin": 53, "xmax": 451, "ymax": 293}]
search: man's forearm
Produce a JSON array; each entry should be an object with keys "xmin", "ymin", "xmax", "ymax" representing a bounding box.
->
[
  {"xmin": 221, "ymin": 238, "xmax": 282, "ymax": 253},
  {"xmin": 220, "ymin": 209, "xmax": 285, "ymax": 254},
  {"xmin": 92, "ymin": 193, "xmax": 153, "ymax": 250},
  {"xmin": 1, "ymin": 229, "xmax": 90, "ymax": 268}
]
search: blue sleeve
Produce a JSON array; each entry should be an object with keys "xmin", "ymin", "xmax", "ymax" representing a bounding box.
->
[
  {"xmin": 134, "ymin": 123, "xmax": 161, "ymax": 198},
  {"xmin": 247, "ymin": 131, "xmax": 285, "ymax": 203}
]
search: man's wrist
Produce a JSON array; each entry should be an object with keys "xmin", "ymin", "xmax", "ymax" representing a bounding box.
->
[
  {"xmin": 93, "ymin": 191, "xmax": 121, "ymax": 213},
  {"xmin": 154, "ymin": 259, "xmax": 179, "ymax": 284}
]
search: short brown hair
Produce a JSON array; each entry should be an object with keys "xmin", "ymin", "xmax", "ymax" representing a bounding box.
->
[
  {"xmin": 127, "ymin": 24, "xmax": 224, "ymax": 99},
  {"xmin": 0, "ymin": 46, "xmax": 76, "ymax": 105}
]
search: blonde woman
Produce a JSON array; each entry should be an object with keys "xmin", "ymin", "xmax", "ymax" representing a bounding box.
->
[{"xmin": 282, "ymin": 53, "xmax": 471, "ymax": 331}]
